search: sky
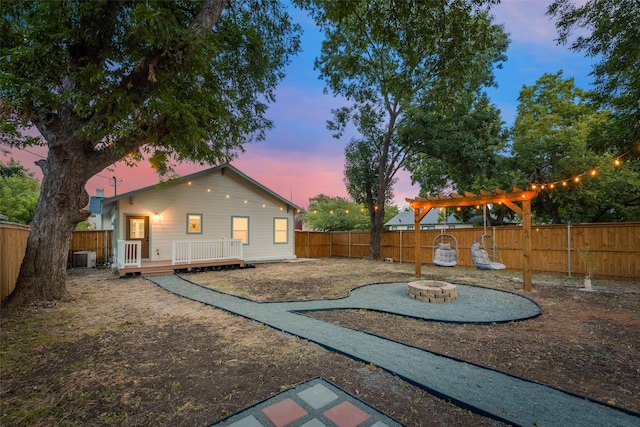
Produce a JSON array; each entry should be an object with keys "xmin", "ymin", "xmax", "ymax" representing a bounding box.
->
[{"xmin": 3, "ymin": 0, "xmax": 597, "ymax": 210}]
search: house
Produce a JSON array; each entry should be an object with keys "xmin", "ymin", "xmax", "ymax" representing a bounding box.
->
[
  {"xmin": 100, "ymin": 164, "xmax": 303, "ymax": 275},
  {"xmin": 87, "ymin": 189, "xmax": 105, "ymax": 230},
  {"xmin": 385, "ymin": 209, "xmax": 474, "ymax": 231}
]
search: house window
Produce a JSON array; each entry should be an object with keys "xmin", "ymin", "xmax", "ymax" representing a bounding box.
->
[
  {"xmin": 274, "ymin": 218, "xmax": 288, "ymax": 244},
  {"xmin": 187, "ymin": 213, "xmax": 202, "ymax": 234},
  {"xmin": 232, "ymin": 216, "xmax": 249, "ymax": 244}
]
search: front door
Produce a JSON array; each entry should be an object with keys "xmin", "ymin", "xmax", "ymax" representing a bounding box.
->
[{"xmin": 126, "ymin": 216, "xmax": 150, "ymax": 259}]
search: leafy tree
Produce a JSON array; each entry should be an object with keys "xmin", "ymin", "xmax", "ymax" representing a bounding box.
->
[
  {"xmin": 299, "ymin": 194, "xmax": 398, "ymax": 231},
  {"xmin": 343, "ymin": 112, "xmax": 401, "ymax": 232},
  {"xmin": 548, "ymin": 0, "xmax": 640, "ymax": 153},
  {"xmin": 556, "ymin": 154, "xmax": 640, "ymax": 222},
  {"xmin": 297, "ymin": 0, "xmax": 508, "ymax": 259},
  {"xmin": 510, "ymin": 71, "xmax": 640, "ymax": 223},
  {"xmin": 402, "ymin": 91, "xmax": 507, "ymax": 190},
  {"xmin": 401, "ymin": 90, "xmax": 515, "ymax": 225},
  {"xmin": 0, "ymin": 159, "xmax": 40, "ymax": 224},
  {"xmin": 0, "ymin": 1, "xmax": 301, "ymax": 306}
]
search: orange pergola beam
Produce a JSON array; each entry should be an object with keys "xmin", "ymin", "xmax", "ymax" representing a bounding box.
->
[{"xmin": 408, "ymin": 187, "xmax": 537, "ymax": 292}]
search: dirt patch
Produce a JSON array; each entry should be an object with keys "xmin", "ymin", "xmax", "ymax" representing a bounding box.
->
[{"xmin": 1, "ymin": 258, "xmax": 638, "ymax": 426}]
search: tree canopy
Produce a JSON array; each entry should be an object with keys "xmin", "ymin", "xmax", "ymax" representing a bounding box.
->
[
  {"xmin": 548, "ymin": 0, "xmax": 640, "ymax": 153},
  {"xmin": 510, "ymin": 71, "xmax": 640, "ymax": 223},
  {"xmin": 0, "ymin": 0, "xmax": 301, "ymax": 306},
  {"xmin": 299, "ymin": 194, "xmax": 397, "ymax": 231}
]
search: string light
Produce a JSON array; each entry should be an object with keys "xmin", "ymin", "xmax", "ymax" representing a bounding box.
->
[
  {"xmin": 529, "ymin": 147, "xmax": 636, "ymax": 192},
  {"xmin": 169, "ymin": 179, "xmax": 294, "ymax": 213}
]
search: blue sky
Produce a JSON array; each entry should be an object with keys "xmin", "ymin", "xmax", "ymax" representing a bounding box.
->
[{"xmin": 5, "ymin": 0, "xmax": 597, "ymax": 209}]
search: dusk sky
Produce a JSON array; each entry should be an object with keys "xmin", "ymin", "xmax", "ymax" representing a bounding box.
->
[{"xmin": 4, "ymin": 0, "xmax": 597, "ymax": 210}]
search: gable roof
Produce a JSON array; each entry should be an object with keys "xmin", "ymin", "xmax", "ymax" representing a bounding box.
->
[
  {"xmin": 385, "ymin": 210, "xmax": 468, "ymax": 227},
  {"xmin": 101, "ymin": 163, "xmax": 304, "ymax": 212}
]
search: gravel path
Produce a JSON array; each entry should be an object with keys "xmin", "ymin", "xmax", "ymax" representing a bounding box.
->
[{"xmin": 148, "ymin": 275, "xmax": 640, "ymax": 427}]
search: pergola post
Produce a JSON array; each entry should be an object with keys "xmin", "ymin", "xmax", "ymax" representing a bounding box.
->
[
  {"xmin": 414, "ymin": 208, "xmax": 421, "ymax": 278},
  {"xmin": 522, "ymin": 199, "xmax": 532, "ymax": 291}
]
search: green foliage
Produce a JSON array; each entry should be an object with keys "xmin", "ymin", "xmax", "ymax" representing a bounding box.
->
[
  {"xmin": 344, "ymin": 136, "xmax": 397, "ymax": 208},
  {"xmin": 402, "ymin": 91, "xmax": 507, "ymax": 191},
  {"xmin": 299, "ymin": 194, "xmax": 397, "ymax": 231},
  {"xmin": 0, "ymin": 0, "xmax": 302, "ymax": 170},
  {"xmin": 510, "ymin": 71, "xmax": 640, "ymax": 223},
  {"xmin": 0, "ymin": 159, "xmax": 40, "ymax": 224},
  {"xmin": 74, "ymin": 220, "xmax": 92, "ymax": 231},
  {"xmin": 548, "ymin": 0, "xmax": 640, "ymax": 153}
]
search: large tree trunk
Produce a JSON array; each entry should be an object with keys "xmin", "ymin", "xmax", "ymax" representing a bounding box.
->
[
  {"xmin": 368, "ymin": 207, "xmax": 385, "ymax": 260},
  {"xmin": 6, "ymin": 142, "xmax": 94, "ymax": 307}
]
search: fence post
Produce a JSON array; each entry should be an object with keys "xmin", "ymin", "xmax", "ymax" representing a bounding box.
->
[
  {"xmin": 348, "ymin": 231, "xmax": 351, "ymax": 258},
  {"xmin": 399, "ymin": 230, "xmax": 403, "ymax": 263},
  {"xmin": 567, "ymin": 222, "xmax": 572, "ymax": 278},
  {"xmin": 329, "ymin": 231, "xmax": 332, "ymax": 258}
]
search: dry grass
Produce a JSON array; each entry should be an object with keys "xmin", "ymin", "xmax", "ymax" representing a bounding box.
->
[{"xmin": 1, "ymin": 259, "xmax": 638, "ymax": 426}]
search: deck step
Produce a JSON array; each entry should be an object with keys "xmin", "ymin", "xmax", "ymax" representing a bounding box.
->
[
  {"xmin": 117, "ymin": 258, "xmax": 244, "ymax": 277},
  {"xmin": 142, "ymin": 269, "xmax": 175, "ymax": 277}
]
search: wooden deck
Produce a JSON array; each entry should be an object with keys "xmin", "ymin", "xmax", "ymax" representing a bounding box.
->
[{"xmin": 117, "ymin": 258, "xmax": 244, "ymax": 277}]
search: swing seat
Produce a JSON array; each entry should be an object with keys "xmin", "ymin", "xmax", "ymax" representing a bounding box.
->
[
  {"xmin": 434, "ymin": 243, "xmax": 458, "ymax": 267},
  {"xmin": 433, "ymin": 234, "xmax": 458, "ymax": 267},
  {"xmin": 470, "ymin": 242, "xmax": 506, "ymax": 270}
]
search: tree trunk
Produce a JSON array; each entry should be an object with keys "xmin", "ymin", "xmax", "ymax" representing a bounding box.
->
[
  {"xmin": 6, "ymin": 143, "xmax": 93, "ymax": 307},
  {"xmin": 369, "ymin": 205, "xmax": 386, "ymax": 260}
]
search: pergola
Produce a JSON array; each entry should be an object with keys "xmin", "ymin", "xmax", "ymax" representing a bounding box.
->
[{"xmin": 406, "ymin": 187, "xmax": 538, "ymax": 292}]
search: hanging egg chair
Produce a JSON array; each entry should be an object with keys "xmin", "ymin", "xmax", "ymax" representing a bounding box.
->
[
  {"xmin": 469, "ymin": 204, "xmax": 506, "ymax": 270},
  {"xmin": 433, "ymin": 233, "xmax": 458, "ymax": 267},
  {"xmin": 470, "ymin": 233, "xmax": 506, "ymax": 270}
]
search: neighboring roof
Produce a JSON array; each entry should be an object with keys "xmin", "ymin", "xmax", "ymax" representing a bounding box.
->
[
  {"xmin": 385, "ymin": 210, "xmax": 468, "ymax": 227},
  {"xmin": 88, "ymin": 196, "xmax": 104, "ymax": 215},
  {"xmin": 101, "ymin": 163, "xmax": 304, "ymax": 212},
  {"xmin": 0, "ymin": 213, "xmax": 8, "ymax": 220}
]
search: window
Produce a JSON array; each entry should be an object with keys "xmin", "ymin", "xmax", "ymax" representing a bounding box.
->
[
  {"xmin": 274, "ymin": 218, "xmax": 288, "ymax": 244},
  {"xmin": 187, "ymin": 213, "xmax": 202, "ymax": 234},
  {"xmin": 129, "ymin": 218, "xmax": 146, "ymax": 238},
  {"xmin": 232, "ymin": 216, "xmax": 249, "ymax": 244}
]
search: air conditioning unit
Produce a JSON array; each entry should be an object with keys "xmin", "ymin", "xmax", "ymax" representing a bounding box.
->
[{"xmin": 73, "ymin": 251, "xmax": 96, "ymax": 268}]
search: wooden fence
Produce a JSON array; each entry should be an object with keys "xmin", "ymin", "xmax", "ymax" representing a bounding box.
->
[
  {"xmin": 1, "ymin": 222, "xmax": 30, "ymax": 301},
  {"xmin": 1, "ymin": 226, "xmax": 113, "ymax": 302},
  {"xmin": 68, "ymin": 230, "xmax": 113, "ymax": 267},
  {"xmin": 296, "ymin": 222, "xmax": 640, "ymax": 281}
]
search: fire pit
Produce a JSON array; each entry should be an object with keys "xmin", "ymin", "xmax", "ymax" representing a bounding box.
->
[{"xmin": 408, "ymin": 280, "xmax": 458, "ymax": 303}]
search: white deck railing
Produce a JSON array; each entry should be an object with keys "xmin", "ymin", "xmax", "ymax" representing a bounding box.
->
[
  {"xmin": 116, "ymin": 240, "xmax": 142, "ymax": 267},
  {"xmin": 172, "ymin": 239, "xmax": 243, "ymax": 265}
]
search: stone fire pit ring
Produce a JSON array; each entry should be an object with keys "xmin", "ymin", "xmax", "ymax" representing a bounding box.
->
[{"xmin": 408, "ymin": 280, "xmax": 458, "ymax": 303}]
